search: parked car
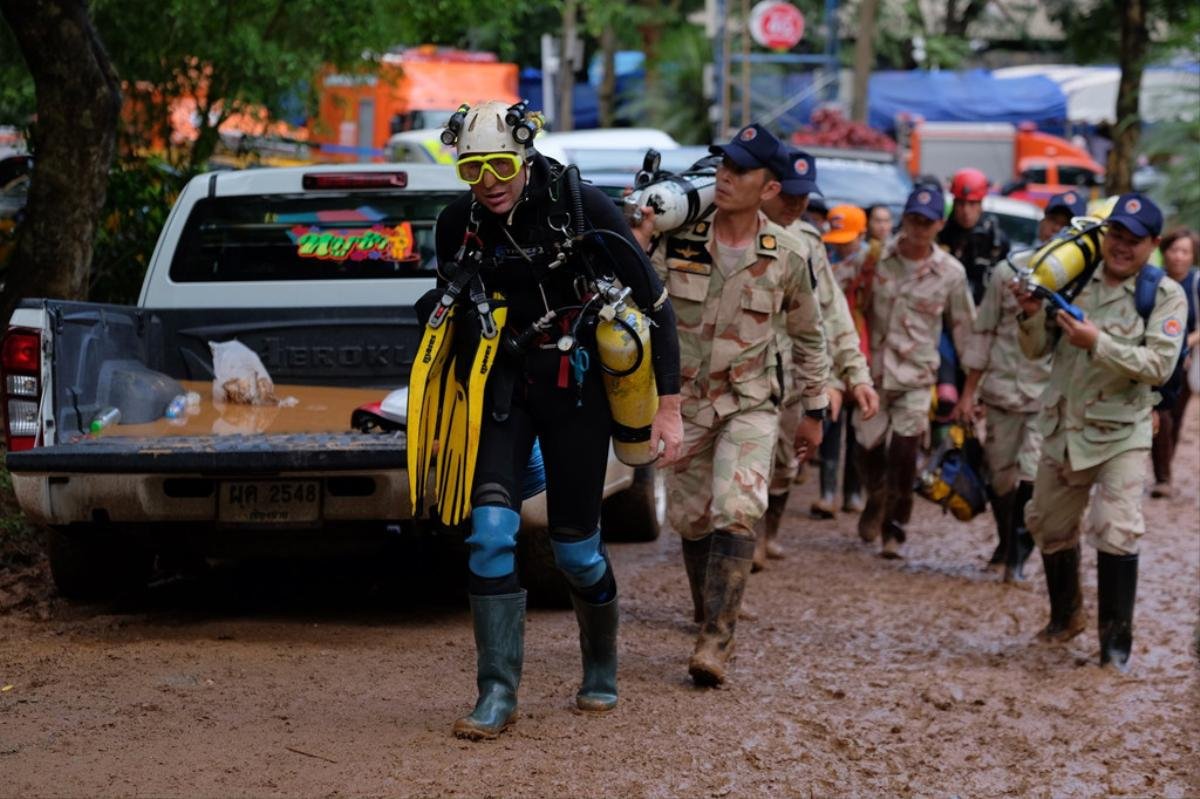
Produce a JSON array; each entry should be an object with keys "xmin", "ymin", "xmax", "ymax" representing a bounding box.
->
[
  {"xmin": 982, "ymin": 194, "xmax": 1043, "ymax": 250},
  {"xmin": 1, "ymin": 163, "xmax": 662, "ymax": 604}
]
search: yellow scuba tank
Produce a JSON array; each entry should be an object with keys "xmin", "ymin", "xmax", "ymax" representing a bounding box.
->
[
  {"xmin": 1025, "ymin": 200, "xmax": 1112, "ymax": 294},
  {"xmin": 594, "ymin": 277, "xmax": 659, "ymax": 466}
]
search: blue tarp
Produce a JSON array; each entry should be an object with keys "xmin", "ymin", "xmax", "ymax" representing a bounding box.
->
[{"xmin": 868, "ymin": 70, "xmax": 1069, "ymax": 132}]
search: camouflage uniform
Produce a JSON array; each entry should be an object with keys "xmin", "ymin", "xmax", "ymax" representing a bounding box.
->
[
  {"xmin": 770, "ymin": 220, "xmax": 872, "ymax": 494},
  {"xmin": 1018, "ymin": 268, "xmax": 1187, "ymax": 555},
  {"xmin": 651, "ymin": 216, "xmax": 830, "ymax": 541},
  {"xmin": 856, "ymin": 244, "xmax": 976, "ymax": 448},
  {"xmin": 856, "ymin": 240, "xmax": 976, "ymax": 548},
  {"xmin": 962, "ymin": 265, "xmax": 1053, "ymax": 496}
]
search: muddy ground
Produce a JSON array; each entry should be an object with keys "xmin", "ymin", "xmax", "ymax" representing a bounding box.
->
[{"xmin": 1, "ymin": 406, "xmax": 1197, "ymax": 798}]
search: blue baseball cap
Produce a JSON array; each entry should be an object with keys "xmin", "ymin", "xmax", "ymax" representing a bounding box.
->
[
  {"xmin": 1045, "ymin": 190, "xmax": 1087, "ymax": 219},
  {"xmin": 709, "ymin": 123, "xmax": 782, "ymax": 170},
  {"xmin": 770, "ymin": 147, "xmax": 822, "ymax": 197},
  {"xmin": 903, "ymin": 185, "xmax": 945, "ymax": 221},
  {"xmin": 1107, "ymin": 192, "xmax": 1163, "ymax": 238}
]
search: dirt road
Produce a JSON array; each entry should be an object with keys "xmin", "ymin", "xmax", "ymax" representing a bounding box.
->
[{"xmin": 2, "ymin": 407, "xmax": 1197, "ymax": 798}]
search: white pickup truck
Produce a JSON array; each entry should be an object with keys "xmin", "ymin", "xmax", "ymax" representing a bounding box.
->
[{"xmin": 2, "ymin": 163, "xmax": 662, "ymax": 601}]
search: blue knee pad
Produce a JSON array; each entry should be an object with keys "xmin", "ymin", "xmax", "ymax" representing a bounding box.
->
[
  {"xmin": 466, "ymin": 506, "xmax": 520, "ymax": 579},
  {"xmin": 550, "ymin": 528, "xmax": 608, "ymax": 589}
]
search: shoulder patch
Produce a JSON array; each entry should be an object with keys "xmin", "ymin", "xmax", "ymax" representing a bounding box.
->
[
  {"xmin": 1163, "ymin": 317, "xmax": 1183, "ymax": 337},
  {"xmin": 691, "ymin": 221, "xmax": 710, "ymax": 236},
  {"xmin": 796, "ymin": 219, "xmax": 823, "ymax": 241},
  {"xmin": 759, "ymin": 233, "xmax": 777, "ymax": 251}
]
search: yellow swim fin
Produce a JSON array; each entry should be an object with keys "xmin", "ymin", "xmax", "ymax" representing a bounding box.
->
[
  {"xmin": 434, "ymin": 302, "xmax": 507, "ymax": 527},
  {"xmin": 406, "ymin": 304, "xmax": 457, "ymax": 516}
]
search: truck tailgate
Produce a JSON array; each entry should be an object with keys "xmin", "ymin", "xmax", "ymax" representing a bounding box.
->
[{"xmin": 5, "ymin": 433, "xmax": 406, "ymax": 475}]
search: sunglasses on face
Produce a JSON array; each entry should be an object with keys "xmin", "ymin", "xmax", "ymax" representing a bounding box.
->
[{"xmin": 456, "ymin": 153, "xmax": 524, "ymax": 185}]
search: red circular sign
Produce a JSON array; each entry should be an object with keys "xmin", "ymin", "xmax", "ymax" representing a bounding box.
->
[{"xmin": 750, "ymin": 1, "xmax": 806, "ymax": 51}]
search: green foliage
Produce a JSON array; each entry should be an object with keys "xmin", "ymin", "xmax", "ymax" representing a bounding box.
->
[
  {"xmin": 1139, "ymin": 4, "xmax": 1200, "ymax": 229},
  {"xmin": 1047, "ymin": 0, "xmax": 1195, "ymax": 64},
  {"xmin": 869, "ymin": 0, "xmax": 973, "ymax": 70},
  {"xmin": 621, "ymin": 24, "xmax": 711, "ymax": 145},
  {"xmin": 0, "ymin": 15, "xmax": 34, "ymax": 130},
  {"xmin": 89, "ymin": 159, "xmax": 184, "ymax": 304}
]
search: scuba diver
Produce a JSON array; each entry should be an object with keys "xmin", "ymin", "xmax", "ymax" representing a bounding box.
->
[{"xmin": 411, "ymin": 100, "xmax": 683, "ymax": 739}]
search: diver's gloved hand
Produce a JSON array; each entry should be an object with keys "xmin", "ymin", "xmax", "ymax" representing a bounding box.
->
[{"xmin": 650, "ymin": 394, "xmax": 683, "ymax": 465}]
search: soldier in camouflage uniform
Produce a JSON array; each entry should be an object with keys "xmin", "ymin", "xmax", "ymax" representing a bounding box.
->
[
  {"xmin": 757, "ymin": 150, "xmax": 878, "ymax": 569},
  {"xmin": 956, "ymin": 193, "xmax": 1084, "ymax": 581},
  {"xmin": 857, "ymin": 185, "xmax": 976, "ymax": 558},
  {"xmin": 633, "ymin": 124, "xmax": 830, "ymax": 686},
  {"xmin": 1015, "ymin": 193, "xmax": 1186, "ymax": 672}
]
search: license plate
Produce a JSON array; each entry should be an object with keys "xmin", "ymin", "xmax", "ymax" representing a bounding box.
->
[{"xmin": 219, "ymin": 480, "xmax": 321, "ymax": 524}]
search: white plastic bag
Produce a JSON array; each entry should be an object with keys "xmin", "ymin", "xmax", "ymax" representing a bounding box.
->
[{"xmin": 208, "ymin": 340, "xmax": 277, "ymax": 405}]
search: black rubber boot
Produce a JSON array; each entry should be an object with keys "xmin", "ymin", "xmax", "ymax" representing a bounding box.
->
[
  {"xmin": 689, "ymin": 531, "xmax": 755, "ymax": 687},
  {"xmin": 681, "ymin": 535, "xmax": 712, "ymax": 624},
  {"xmin": 986, "ymin": 489, "xmax": 1014, "ymax": 571},
  {"xmin": 571, "ymin": 593, "xmax": 619, "ymax": 711},
  {"xmin": 811, "ymin": 456, "xmax": 839, "ymax": 519},
  {"xmin": 762, "ymin": 491, "xmax": 788, "ymax": 559},
  {"xmin": 1004, "ymin": 481, "xmax": 1036, "ymax": 583},
  {"xmin": 857, "ymin": 442, "xmax": 889, "ymax": 542},
  {"xmin": 453, "ymin": 591, "xmax": 526, "ymax": 740},
  {"xmin": 880, "ymin": 434, "xmax": 920, "ymax": 558},
  {"xmin": 1097, "ymin": 551, "xmax": 1138, "ymax": 673},
  {"xmin": 1037, "ymin": 546, "xmax": 1086, "ymax": 643}
]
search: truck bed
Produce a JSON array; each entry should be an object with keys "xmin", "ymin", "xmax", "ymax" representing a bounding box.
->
[{"xmin": 5, "ymin": 431, "xmax": 406, "ymax": 475}]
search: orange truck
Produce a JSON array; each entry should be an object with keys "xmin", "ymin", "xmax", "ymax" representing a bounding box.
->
[
  {"xmin": 311, "ymin": 46, "xmax": 520, "ymax": 161},
  {"xmin": 905, "ymin": 121, "xmax": 1105, "ymax": 207}
]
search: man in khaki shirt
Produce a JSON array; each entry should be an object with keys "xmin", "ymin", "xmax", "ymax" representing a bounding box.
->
[
  {"xmin": 758, "ymin": 154, "xmax": 877, "ymax": 571},
  {"xmin": 957, "ymin": 192, "xmax": 1084, "ymax": 582},
  {"xmin": 634, "ymin": 124, "xmax": 830, "ymax": 686},
  {"xmin": 857, "ymin": 185, "xmax": 976, "ymax": 558},
  {"xmin": 1014, "ymin": 193, "xmax": 1186, "ymax": 672}
]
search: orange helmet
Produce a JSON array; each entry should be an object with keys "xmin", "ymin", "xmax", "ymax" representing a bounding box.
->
[{"xmin": 949, "ymin": 168, "xmax": 989, "ymax": 201}]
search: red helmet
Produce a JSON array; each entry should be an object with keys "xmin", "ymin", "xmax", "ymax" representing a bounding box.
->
[{"xmin": 949, "ymin": 168, "xmax": 989, "ymax": 201}]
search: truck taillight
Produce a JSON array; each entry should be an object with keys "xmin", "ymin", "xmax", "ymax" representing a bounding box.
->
[{"xmin": 1, "ymin": 328, "xmax": 41, "ymax": 451}]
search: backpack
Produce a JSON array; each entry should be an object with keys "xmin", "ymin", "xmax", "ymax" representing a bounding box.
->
[
  {"xmin": 915, "ymin": 424, "xmax": 988, "ymax": 522},
  {"xmin": 1134, "ymin": 266, "xmax": 1190, "ymax": 408}
]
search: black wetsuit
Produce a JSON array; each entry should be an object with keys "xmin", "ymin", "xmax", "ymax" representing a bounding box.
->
[
  {"xmin": 433, "ymin": 154, "xmax": 680, "ymax": 593},
  {"xmin": 939, "ymin": 215, "xmax": 1011, "ymax": 305}
]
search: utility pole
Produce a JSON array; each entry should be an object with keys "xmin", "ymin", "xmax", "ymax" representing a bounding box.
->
[
  {"xmin": 851, "ymin": 0, "xmax": 877, "ymax": 123},
  {"xmin": 558, "ymin": 0, "xmax": 578, "ymax": 132},
  {"xmin": 740, "ymin": 0, "xmax": 751, "ymax": 128}
]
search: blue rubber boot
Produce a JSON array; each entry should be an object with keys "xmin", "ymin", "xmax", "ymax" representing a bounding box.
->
[
  {"xmin": 452, "ymin": 590, "xmax": 526, "ymax": 740},
  {"xmin": 570, "ymin": 593, "xmax": 619, "ymax": 711}
]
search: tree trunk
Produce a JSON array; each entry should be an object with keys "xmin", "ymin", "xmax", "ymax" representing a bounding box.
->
[
  {"xmin": 598, "ymin": 24, "xmax": 617, "ymax": 128},
  {"xmin": 0, "ymin": 0, "xmax": 121, "ymax": 323},
  {"xmin": 944, "ymin": 0, "xmax": 987, "ymax": 37},
  {"xmin": 558, "ymin": 0, "xmax": 577, "ymax": 132},
  {"xmin": 1108, "ymin": 0, "xmax": 1147, "ymax": 195},
  {"xmin": 851, "ymin": 0, "xmax": 879, "ymax": 123}
]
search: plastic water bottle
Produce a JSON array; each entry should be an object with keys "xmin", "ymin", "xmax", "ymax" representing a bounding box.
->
[
  {"xmin": 89, "ymin": 407, "xmax": 121, "ymax": 435},
  {"xmin": 164, "ymin": 394, "xmax": 188, "ymax": 419},
  {"xmin": 185, "ymin": 391, "xmax": 201, "ymax": 415}
]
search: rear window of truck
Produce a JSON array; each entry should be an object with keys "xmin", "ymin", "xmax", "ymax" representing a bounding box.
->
[{"xmin": 169, "ymin": 191, "xmax": 461, "ymax": 282}]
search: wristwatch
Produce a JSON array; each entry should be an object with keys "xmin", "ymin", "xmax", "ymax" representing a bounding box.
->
[{"xmin": 804, "ymin": 407, "xmax": 827, "ymax": 421}]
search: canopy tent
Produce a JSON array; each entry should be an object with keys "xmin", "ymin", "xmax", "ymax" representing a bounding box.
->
[
  {"xmin": 992, "ymin": 63, "xmax": 1200, "ymax": 124},
  {"xmin": 868, "ymin": 70, "xmax": 1068, "ymax": 132}
]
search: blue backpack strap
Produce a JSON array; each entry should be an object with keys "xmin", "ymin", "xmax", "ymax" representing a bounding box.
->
[{"xmin": 1134, "ymin": 265, "xmax": 1165, "ymax": 324}]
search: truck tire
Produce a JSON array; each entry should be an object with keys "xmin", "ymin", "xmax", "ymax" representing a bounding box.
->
[
  {"xmin": 516, "ymin": 525, "xmax": 571, "ymax": 609},
  {"xmin": 601, "ymin": 466, "xmax": 665, "ymax": 543},
  {"xmin": 47, "ymin": 527, "xmax": 154, "ymax": 600}
]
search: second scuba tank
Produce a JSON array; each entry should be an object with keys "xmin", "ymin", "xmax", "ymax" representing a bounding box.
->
[
  {"xmin": 623, "ymin": 149, "xmax": 718, "ymax": 234},
  {"xmin": 594, "ymin": 278, "xmax": 659, "ymax": 466},
  {"xmin": 1026, "ymin": 219, "xmax": 1104, "ymax": 294}
]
